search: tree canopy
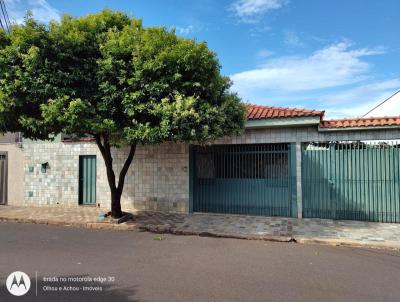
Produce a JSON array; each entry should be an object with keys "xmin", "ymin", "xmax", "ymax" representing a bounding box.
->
[
  {"xmin": 0, "ymin": 10, "xmax": 246, "ymax": 217},
  {"xmin": 0, "ymin": 10, "xmax": 245, "ymax": 145}
]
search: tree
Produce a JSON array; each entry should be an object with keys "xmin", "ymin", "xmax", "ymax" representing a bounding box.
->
[{"xmin": 0, "ymin": 10, "xmax": 246, "ymax": 217}]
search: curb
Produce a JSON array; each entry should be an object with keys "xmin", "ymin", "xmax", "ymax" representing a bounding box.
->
[
  {"xmin": 139, "ymin": 225, "xmax": 294, "ymax": 242},
  {"xmin": 295, "ymin": 237, "xmax": 400, "ymax": 251},
  {"xmin": 0, "ymin": 216, "xmax": 138, "ymax": 231},
  {"xmin": 142, "ymin": 225, "xmax": 400, "ymax": 250},
  {"xmin": 1, "ymin": 216, "xmax": 399, "ymax": 251}
]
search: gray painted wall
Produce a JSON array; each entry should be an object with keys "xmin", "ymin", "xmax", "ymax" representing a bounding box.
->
[
  {"xmin": 0, "ymin": 143, "xmax": 24, "ymax": 205},
  {"xmin": 0, "ymin": 132, "xmax": 21, "ymax": 144}
]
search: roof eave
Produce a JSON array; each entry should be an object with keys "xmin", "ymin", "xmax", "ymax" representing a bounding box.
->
[
  {"xmin": 318, "ymin": 125, "xmax": 400, "ymax": 132},
  {"xmin": 245, "ymin": 116, "xmax": 321, "ymax": 129}
]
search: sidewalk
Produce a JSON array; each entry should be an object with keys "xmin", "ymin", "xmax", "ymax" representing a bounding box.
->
[{"xmin": 1, "ymin": 205, "xmax": 400, "ymax": 250}]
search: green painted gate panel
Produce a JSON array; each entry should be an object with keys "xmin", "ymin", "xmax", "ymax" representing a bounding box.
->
[
  {"xmin": 79, "ymin": 155, "xmax": 96, "ymax": 205},
  {"xmin": 193, "ymin": 144, "xmax": 293, "ymax": 217},
  {"xmin": 302, "ymin": 143, "xmax": 400, "ymax": 223}
]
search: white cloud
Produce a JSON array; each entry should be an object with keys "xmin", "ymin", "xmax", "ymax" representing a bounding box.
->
[
  {"xmin": 230, "ymin": 41, "xmax": 395, "ymax": 118},
  {"xmin": 249, "ymin": 24, "xmax": 272, "ymax": 37},
  {"xmin": 5, "ymin": 0, "xmax": 60, "ymax": 24},
  {"xmin": 174, "ymin": 25, "xmax": 195, "ymax": 36},
  {"xmin": 257, "ymin": 49, "xmax": 274, "ymax": 58},
  {"xmin": 230, "ymin": 0, "xmax": 287, "ymax": 23},
  {"xmin": 284, "ymin": 31, "xmax": 304, "ymax": 47},
  {"xmin": 321, "ymin": 79, "xmax": 400, "ymax": 106},
  {"xmin": 321, "ymin": 79, "xmax": 400, "ymax": 118},
  {"xmin": 230, "ymin": 41, "xmax": 385, "ymax": 97}
]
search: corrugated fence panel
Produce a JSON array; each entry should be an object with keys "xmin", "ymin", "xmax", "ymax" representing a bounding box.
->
[
  {"xmin": 193, "ymin": 144, "xmax": 292, "ymax": 217},
  {"xmin": 302, "ymin": 142, "xmax": 400, "ymax": 223}
]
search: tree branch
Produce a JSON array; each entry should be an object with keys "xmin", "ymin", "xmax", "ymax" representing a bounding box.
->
[
  {"xmin": 117, "ymin": 144, "xmax": 136, "ymax": 194},
  {"xmin": 94, "ymin": 134, "xmax": 106, "ymax": 157},
  {"xmin": 94, "ymin": 133, "xmax": 117, "ymax": 191}
]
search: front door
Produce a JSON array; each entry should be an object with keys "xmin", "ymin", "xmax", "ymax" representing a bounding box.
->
[
  {"xmin": 79, "ymin": 155, "xmax": 96, "ymax": 205},
  {"xmin": 0, "ymin": 152, "xmax": 7, "ymax": 205}
]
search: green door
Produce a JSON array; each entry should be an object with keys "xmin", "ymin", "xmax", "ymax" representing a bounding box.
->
[
  {"xmin": 79, "ymin": 155, "xmax": 96, "ymax": 205},
  {"xmin": 193, "ymin": 144, "xmax": 293, "ymax": 217}
]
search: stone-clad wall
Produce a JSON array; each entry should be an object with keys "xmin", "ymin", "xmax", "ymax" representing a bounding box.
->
[
  {"xmin": 23, "ymin": 142, "xmax": 107, "ymax": 207},
  {"xmin": 120, "ymin": 143, "xmax": 189, "ymax": 212},
  {"xmin": 23, "ymin": 141, "xmax": 189, "ymax": 212},
  {"xmin": 22, "ymin": 125, "xmax": 400, "ymax": 213}
]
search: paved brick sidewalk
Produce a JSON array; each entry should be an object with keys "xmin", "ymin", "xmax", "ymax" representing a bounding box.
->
[{"xmin": 1, "ymin": 206, "xmax": 400, "ymax": 250}]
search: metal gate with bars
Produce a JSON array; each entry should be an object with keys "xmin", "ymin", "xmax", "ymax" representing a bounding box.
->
[
  {"xmin": 193, "ymin": 144, "xmax": 293, "ymax": 216},
  {"xmin": 302, "ymin": 142, "xmax": 400, "ymax": 222}
]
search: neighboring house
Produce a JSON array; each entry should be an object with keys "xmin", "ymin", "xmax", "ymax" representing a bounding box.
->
[
  {"xmin": 0, "ymin": 132, "xmax": 24, "ymax": 206},
  {"xmin": 1, "ymin": 104, "xmax": 400, "ymax": 223},
  {"xmin": 364, "ymin": 89, "xmax": 400, "ymax": 117}
]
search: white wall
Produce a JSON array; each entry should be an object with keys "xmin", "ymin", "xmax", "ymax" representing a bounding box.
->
[{"xmin": 365, "ymin": 90, "xmax": 400, "ymax": 117}]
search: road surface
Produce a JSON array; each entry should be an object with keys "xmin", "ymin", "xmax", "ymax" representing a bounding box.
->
[{"xmin": 1, "ymin": 222, "xmax": 399, "ymax": 301}]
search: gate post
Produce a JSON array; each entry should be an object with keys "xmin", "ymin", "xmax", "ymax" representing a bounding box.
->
[
  {"xmin": 296, "ymin": 142, "xmax": 303, "ymax": 219},
  {"xmin": 188, "ymin": 145, "xmax": 194, "ymax": 214}
]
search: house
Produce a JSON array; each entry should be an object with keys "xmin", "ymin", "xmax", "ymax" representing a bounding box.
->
[
  {"xmin": 1, "ymin": 104, "xmax": 400, "ymax": 223},
  {"xmin": 0, "ymin": 132, "xmax": 24, "ymax": 206},
  {"xmin": 364, "ymin": 89, "xmax": 400, "ymax": 117}
]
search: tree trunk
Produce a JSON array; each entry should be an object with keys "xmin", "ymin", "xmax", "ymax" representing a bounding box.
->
[
  {"xmin": 111, "ymin": 190, "xmax": 122, "ymax": 218},
  {"xmin": 94, "ymin": 134, "xmax": 136, "ymax": 218}
]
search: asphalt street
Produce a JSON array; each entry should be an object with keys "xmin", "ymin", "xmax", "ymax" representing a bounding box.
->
[{"xmin": 1, "ymin": 222, "xmax": 400, "ymax": 302}]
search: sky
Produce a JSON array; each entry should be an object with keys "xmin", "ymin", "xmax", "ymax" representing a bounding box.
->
[{"xmin": 3, "ymin": 0, "xmax": 400, "ymax": 118}]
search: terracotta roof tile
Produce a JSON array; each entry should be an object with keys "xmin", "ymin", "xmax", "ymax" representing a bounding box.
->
[
  {"xmin": 246, "ymin": 104, "xmax": 400, "ymax": 129},
  {"xmin": 320, "ymin": 116, "xmax": 400, "ymax": 129},
  {"xmin": 246, "ymin": 104, "xmax": 324, "ymax": 120}
]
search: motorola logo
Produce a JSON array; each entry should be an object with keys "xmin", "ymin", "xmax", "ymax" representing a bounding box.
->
[{"xmin": 6, "ymin": 271, "xmax": 31, "ymax": 296}]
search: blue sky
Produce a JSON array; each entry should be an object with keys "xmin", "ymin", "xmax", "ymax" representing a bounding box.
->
[{"xmin": 4, "ymin": 0, "xmax": 400, "ymax": 118}]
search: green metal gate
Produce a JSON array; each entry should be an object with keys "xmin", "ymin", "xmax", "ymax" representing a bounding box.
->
[
  {"xmin": 193, "ymin": 144, "xmax": 294, "ymax": 216},
  {"xmin": 79, "ymin": 155, "xmax": 96, "ymax": 205},
  {"xmin": 302, "ymin": 142, "xmax": 400, "ymax": 222}
]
